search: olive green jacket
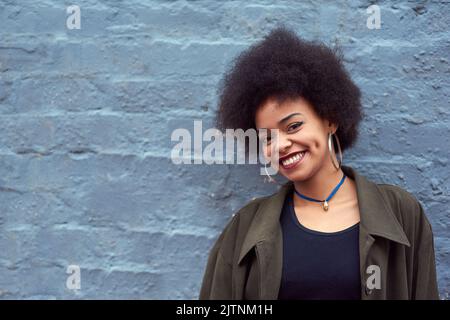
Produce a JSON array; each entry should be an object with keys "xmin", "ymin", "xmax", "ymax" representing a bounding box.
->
[{"xmin": 199, "ymin": 165, "xmax": 439, "ymax": 300}]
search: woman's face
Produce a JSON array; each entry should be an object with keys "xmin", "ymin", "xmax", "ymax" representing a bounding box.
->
[{"xmin": 255, "ymin": 96, "xmax": 338, "ymax": 182}]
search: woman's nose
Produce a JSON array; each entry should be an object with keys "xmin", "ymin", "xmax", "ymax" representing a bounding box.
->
[
  {"xmin": 274, "ymin": 132, "xmax": 293, "ymax": 155},
  {"xmin": 278, "ymin": 134, "xmax": 292, "ymax": 153}
]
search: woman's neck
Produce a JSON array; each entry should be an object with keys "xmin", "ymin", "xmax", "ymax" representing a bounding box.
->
[{"xmin": 293, "ymin": 165, "xmax": 346, "ymax": 204}]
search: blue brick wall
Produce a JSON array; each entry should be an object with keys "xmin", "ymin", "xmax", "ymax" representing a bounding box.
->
[{"xmin": 0, "ymin": 1, "xmax": 448, "ymax": 299}]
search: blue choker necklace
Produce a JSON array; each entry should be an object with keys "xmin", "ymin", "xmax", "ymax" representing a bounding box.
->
[{"xmin": 293, "ymin": 173, "xmax": 346, "ymax": 211}]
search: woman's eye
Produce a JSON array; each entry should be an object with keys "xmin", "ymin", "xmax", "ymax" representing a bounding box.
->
[{"xmin": 288, "ymin": 122, "xmax": 303, "ymax": 131}]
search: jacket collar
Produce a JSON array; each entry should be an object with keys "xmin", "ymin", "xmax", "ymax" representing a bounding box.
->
[{"xmin": 238, "ymin": 164, "xmax": 410, "ymax": 265}]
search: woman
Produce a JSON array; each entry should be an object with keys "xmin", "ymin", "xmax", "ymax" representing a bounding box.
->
[{"xmin": 199, "ymin": 26, "xmax": 439, "ymax": 300}]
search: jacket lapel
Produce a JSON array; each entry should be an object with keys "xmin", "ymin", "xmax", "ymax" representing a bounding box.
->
[
  {"xmin": 237, "ymin": 182, "xmax": 290, "ymax": 299},
  {"xmin": 344, "ymin": 165, "xmax": 411, "ymax": 299},
  {"xmin": 237, "ymin": 164, "xmax": 411, "ymax": 299}
]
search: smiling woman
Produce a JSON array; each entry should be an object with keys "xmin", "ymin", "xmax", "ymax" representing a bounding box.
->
[{"xmin": 199, "ymin": 25, "xmax": 439, "ymax": 300}]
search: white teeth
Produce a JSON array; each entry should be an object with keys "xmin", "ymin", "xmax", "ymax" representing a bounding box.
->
[{"xmin": 281, "ymin": 151, "xmax": 305, "ymax": 166}]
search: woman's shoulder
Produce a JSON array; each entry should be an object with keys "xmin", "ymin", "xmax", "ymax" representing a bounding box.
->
[
  {"xmin": 377, "ymin": 183, "xmax": 420, "ymax": 205},
  {"xmin": 232, "ymin": 195, "xmax": 268, "ymax": 218},
  {"xmin": 222, "ymin": 195, "xmax": 268, "ymax": 234},
  {"xmin": 208, "ymin": 195, "xmax": 268, "ymax": 264},
  {"xmin": 376, "ymin": 182, "xmax": 433, "ymax": 236}
]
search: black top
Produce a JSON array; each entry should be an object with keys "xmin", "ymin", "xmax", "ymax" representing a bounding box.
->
[{"xmin": 277, "ymin": 191, "xmax": 361, "ymax": 300}]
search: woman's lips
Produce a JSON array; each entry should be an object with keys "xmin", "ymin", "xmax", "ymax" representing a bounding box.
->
[{"xmin": 279, "ymin": 151, "xmax": 307, "ymax": 170}]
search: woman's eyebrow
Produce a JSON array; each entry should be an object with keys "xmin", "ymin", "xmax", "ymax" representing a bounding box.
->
[
  {"xmin": 258, "ymin": 112, "xmax": 304, "ymax": 131},
  {"xmin": 278, "ymin": 112, "xmax": 303, "ymax": 125}
]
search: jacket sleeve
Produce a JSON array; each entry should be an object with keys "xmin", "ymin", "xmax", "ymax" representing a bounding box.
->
[
  {"xmin": 411, "ymin": 200, "xmax": 440, "ymax": 300},
  {"xmin": 198, "ymin": 215, "xmax": 237, "ymax": 300}
]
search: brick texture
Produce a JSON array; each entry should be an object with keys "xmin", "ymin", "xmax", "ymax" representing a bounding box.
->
[{"xmin": 0, "ymin": 0, "xmax": 448, "ymax": 299}]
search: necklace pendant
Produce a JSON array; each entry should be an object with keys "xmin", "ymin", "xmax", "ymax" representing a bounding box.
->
[{"xmin": 323, "ymin": 200, "xmax": 329, "ymax": 211}]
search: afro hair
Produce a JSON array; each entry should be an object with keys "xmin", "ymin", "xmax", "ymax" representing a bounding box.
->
[{"xmin": 215, "ymin": 25, "xmax": 363, "ymax": 153}]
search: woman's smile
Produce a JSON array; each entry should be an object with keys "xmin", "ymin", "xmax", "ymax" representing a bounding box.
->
[{"xmin": 279, "ymin": 150, "xmax": 308, "ymax": 170}]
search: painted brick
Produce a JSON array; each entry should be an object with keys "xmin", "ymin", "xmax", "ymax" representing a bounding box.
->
[{"xmin": 0, "ymin": 0, "xmax": 448, "ymax": 299}]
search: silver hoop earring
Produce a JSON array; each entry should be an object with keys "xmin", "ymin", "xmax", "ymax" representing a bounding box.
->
[{"xmin": 328, "ymin": 132, "xmax": 343, "ymax": 171}]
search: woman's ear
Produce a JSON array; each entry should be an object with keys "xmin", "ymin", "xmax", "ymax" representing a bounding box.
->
[{"xmin": 324, "ymin": 119, "xmax": 338, "ymax": 134}]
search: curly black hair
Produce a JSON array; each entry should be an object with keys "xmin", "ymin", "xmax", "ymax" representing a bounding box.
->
[{"xmin": 215, "ymin": 25, "xmax": 363, "ymax": 153}]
